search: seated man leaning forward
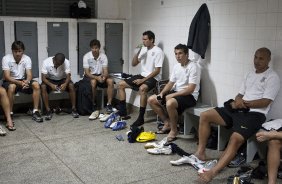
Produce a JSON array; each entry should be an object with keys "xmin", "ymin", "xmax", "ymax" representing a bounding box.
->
[
  {"xmin": 83, "ymin": 39, "xmax": 115, "ymax": 120},
  {"xmin": 118, "ymin": 30, "xmax": 164, "ymax": 126},
  {"xmin": 41, "ymin": 53, "xmax": 79, "ymax": 120},
  {"xmin": 190, "ymin": 47, "xmax": 280, "ymax": 183},
  {"xmin": 2, "ymin": 40, "xmax": 43, "ymax": 123},
  {"xmin": 147, "ymin": 44, "xmax": 200, "ymax": 143}
]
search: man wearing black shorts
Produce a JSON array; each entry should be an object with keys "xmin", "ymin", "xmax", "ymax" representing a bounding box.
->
[
  {"xmin": 2, "ymin": 41, "xmax": 43, "ymax": 123},
  {"xmin": 41, "ymin": 53, "xmax": 79, "ymax": 120},
  {"xmin": 190, "ymin": 47, "xmax": 280, "ymax": 183},
  {"xmin": 147, "ymin": 44, "xmax": 200, "ymax": 142},
  {"xmin": 118, "ymin": 30, "xmax": 164, "ymax": 127}
]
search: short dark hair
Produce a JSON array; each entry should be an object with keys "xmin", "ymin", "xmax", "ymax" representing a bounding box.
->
[
  {"xmin": 12, "ymin": 41, "xmax": 25, "ymax": 51},
  {"xmin": 90, "ymin": 39, "xmax": 101, "ymax": 48},
  {"xmin": 257, "ymin": 47, "xmax": 271, "ymax": 59},
  {"xmin": 174, "ymin": 44, "xmax": 188, "ymax": 54},
  {"xmin": 143, "ymin": 30, "xmax": 155, "ymax": 43},
  {"xmin": 54, "ymin": 53, "xmax": 65, "ymax": 64}
]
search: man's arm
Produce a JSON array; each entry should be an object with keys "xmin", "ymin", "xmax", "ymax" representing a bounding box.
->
[
  {"xmin": 257, "ymin": 131, "xmax": 282, "ymax": 142},
  {"xmin": 133, "ymin": 67, "xmax": 161, "ymax": 86},
  {"xmin": 60, "ymin": 73, "xmax": 71, "ymax": 91},
  {"xmin": 159, "ymin": 81, "xmax": 174, "ymax": 97},
  {"xmin": 132, "ymin": 49, "xmax": 141, "ymax": 66},
  {"xmin": 3, "ymin": 70, "xmax": 22, "ymax": 86},
  {"xmin": 102, "ymin": 67, "xmax": 109, "ymax": 79},
  {"xmin": 243, "ymin": 98, "xmax": 272, "ymax": 109},
  {"xmin": 167, "ymin": 83, "xmax": 196, "ymax": 99},
  {"xmin": 84, "ymin": 68, "xmax": 103, "ymax": 83},
  {"xmin": 42, "ymin": 73, "xmax": 57, "ymax": 90}
]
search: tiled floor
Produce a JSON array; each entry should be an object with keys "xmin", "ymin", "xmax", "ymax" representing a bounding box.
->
[{"xmin": 0, "ymin": 110, "xmax": 272, "ymax": 184}]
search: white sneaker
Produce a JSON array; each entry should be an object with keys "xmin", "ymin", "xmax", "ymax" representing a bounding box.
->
[
  {"xmin": 144, "ymin": 137, "xmax": 168, "ymax": 149},
  {"xmin": 0, "ymin": 125, "xmax": 7, "ymax": 136},
  {"xmin": 198, "ymin": 160, "xmax": 217, "ymax": 173},
  {"xmin": 147, "ymin": 145, "xmax": 172, "ymax": 155},
  {"xmin": 99, "ymin": 113, "xmax": 112, "ymax": 122},
  {"xmin": 170, "ymin": 155, "xmax": 191, "ymax": 166},
  {"xmin": 89, "ymin": 110, "xmax": 100, "ymax": 120},
  {"xmin": 186, "ymin": 154, "xmax": 205, "ymax": 165}
]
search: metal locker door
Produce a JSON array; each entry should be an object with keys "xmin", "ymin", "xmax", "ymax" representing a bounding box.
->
[
  {"xmin": 0, "ymin": 21, "xmax": 5, "ymax": 78},
  {"xmin": 47, "ymin": 22, "xmax": 69, "ymax": 59},
  {"xmin": 105, "ymin": 23, "xmax": 123, "ymax": 73},
  {"xmin": 14, "ymin": 21, "xmax": 39, "ymax": 78},
  {"xmin": 78, "ymin": 22, "xmax": 97, "ymax": 76}
]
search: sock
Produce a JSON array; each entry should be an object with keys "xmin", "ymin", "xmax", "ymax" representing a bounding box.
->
[
  {"xmin": 33, "ymin": 109, "xmax": 38, "ymax": 113},
  {"xmin": 119, "ymin": 100, "xmax": 127, "ymax": 115},
  {"xmin": 137, "ymin": 107, "xmax": 145, "ymax": 121},
  {"xmin": 169, "ymin": 143, "xmax": 191, "ymax": 157}
]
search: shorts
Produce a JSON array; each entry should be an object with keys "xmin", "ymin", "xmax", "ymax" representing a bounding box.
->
[
  {"xmin": 83, "ymin": 76, "xmax": 108, "ymax": 88},
  {"xmin": 215, "ymin": 107, "xmax": 266, "ymax": 140},
  {"xmin": 2, "ymin": 79, "xmax": 37, "ymax": 94},
  {"xmin": 174, "ymin": 94, "xmax": 196, "ymax": 114},
  {"xmin": 41, "ymin": 78, "xmax": 73, "ymax": 93},
  {"xmin": 124, "ymin": 74, "xmax": 157, "ymax": 91}
]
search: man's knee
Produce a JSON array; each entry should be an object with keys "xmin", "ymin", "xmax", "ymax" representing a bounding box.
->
[
  {"xmin": 107, "ymin": 78, "xmax": 114, "ymax": 86},
  {"xmin": 7, "ymin": 84, "xmax": 16, "ymax": 93},
  {"xmin": 148, "ymin": 95, "xmax": 157, "ymax": 105},
  {"xmin": 268, "ymin": 139, "xmax": 282, "ymax": 149},
  {"xmin": 90, "ymin": 79, "xmax": 97, "ymax": 87},
  {"xmin": 166, "ymin": 98, "xmax": 177, "ymax": 109},
  {"xmin": 68, "ymin": 82, "xmax": 75, "ymax": 91},
  {"xmin": 138, "ymin": 85, "xmax": 148, "ymax": 95},
  {"xmin": 229, "ymin": 132, "xmax": 245, "ymax": 146},
  {"xmin": 32, "ymin": 81, "xmax": 40, "ymax": 90},
  {"xmin": 118, "ymin": 81, "xmax": 127, "ymax": 90}
]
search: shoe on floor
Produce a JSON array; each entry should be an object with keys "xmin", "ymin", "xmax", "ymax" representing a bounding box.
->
[
  {"xmin": 147, "ymin": 145, "xmax": 172, "ymax": 155},
  {"xmin": 105, "ymin": 104, "xmax": 113, "ymax": 114},
  {"xmin": 0, "ymin": 125, "xmax": 7, "ymax": 136},
  {"xmin": 45, "ymin": 110, "xmax": 53, "ymax": 121},
  {"xmin": 198, "ymin": 159, "xmax": 217, "ymax": 173},
  {"xmin": 89, "ymin": 110, "xmax": 100, "ymax": 120},
  {"xmin": 112, "ymin": 121, "xmax": 127, "ymax": 131},
  {"xmin": 144, "ymin": 137, "xmax": 168, "ymax": 149},
  {"xmin": 32, "ymin": 111, "xmax": 43, "ymax": 123},
  {"xmin": 99, "ymin": 113, "xmax": 112, "ymax": 122},
  {"xmin": 228, "ymin": 153, "xmax": 246, "ymax": 168},
  {"xmin": 170, "ymin": 155, "xmax": 192, "ymax": 166},
  {"xmin": 72, "ymin": 109, "xmax": 79, "ymax": 118},
  {"xmin": 186, "ymin": 154, "xmax": 205, "ymax": 165}
]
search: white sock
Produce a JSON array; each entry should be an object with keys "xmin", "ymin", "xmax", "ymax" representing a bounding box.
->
[{"xmin": 33, "ymin": 109, "xmax": 38, "ymax": 113}]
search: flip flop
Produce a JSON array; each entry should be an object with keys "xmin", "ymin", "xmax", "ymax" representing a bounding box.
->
[
  {"xmin": 155, "ymin": 128, "xmax": 170, "ymax": 134},
  {"xmin": 6, "ymin": 124, "xmax": 16, "ymax": 131}
]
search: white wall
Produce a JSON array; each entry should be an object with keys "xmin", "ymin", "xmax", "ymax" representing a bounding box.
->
[
  {"xmin": 128, "ymin": 0, "xmax": 282, "ymax": 119},
  {"xmin": 0, "ymin": 16, "xmax": 129, "ymax": 83}
]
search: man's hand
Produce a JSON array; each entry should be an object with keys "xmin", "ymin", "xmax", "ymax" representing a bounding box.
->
[
  {"xmin": 60, "ymin": 83, "xmax": 67, "ymax": 91},
  {"xmin": 97, "ymin": 76, "xmax": 104, "ymax": 83},
  {"xmin": 256, "ymin": 130, "xmax": 276, "ymax": 142},
  {"xmin": 22, "ymin": 80, "xmax": 30, "ymax": 89},
  {"xmin": 51, "ymin": 84, "xmax": 57, "ymax": 91},
  {"xmin": 233, "ymin": 98, "xmax": 247, "ymax": 109},
  {"xmin": 133, "ymin": 79, "xmax": 144, "ymax": 85}
]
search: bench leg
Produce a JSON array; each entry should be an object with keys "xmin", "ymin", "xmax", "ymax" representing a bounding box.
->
[
  {"xmin": 183, "ymin": 113, "xmax": 198, "ymax": 136},
  {"xmin": 217, "ymin": 126, "xmax": 232, "ymax": 151}
]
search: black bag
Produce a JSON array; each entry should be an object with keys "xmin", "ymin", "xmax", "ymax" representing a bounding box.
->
[
  {"xmin": 127, "ymin": 126, "xmax": 144, "ymax": 143},
  {"xmin": 75, "ymin": 79, "xmax": 93, "ymax": 115},
  {"xmin": 70, "ymin": 2, "xmax": 91, "ymax": 18}
]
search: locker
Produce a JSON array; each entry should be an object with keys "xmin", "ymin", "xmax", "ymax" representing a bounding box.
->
[
  {"xmin": 105, "ymin": 23, "xmax": 123, "ymax": 73},
  {"xmin": 47, "ymin": 22, "xmax": 69, "ymax": 59},
  {"xmin": 14, "ymin": 21, "xmax": 39, "ymax": 78},
  {"xmin": 78, "ymin": 22, "xmax": 97, "ymax": 76}
]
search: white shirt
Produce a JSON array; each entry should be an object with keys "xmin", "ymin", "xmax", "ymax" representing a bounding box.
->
[
  {"xmin": 170, "ymin": 61, "xmax": 200, "ymax": 100},
  {"xmin": 41, "ymin": 57, "xmax": 71, "ymax": 80},
  {"xmin": 2, "ymin": 54, "xmax": 32, "ymax": 80},
  {"xmin": 138, "ymin": 46, "xmax": 164, "ymax": 81},
  {"xmin": 239, "ymin": 68, "xmax": 280, "ymax": 115},
  {"xmin": 83, "ymin": 51, "xmax": 108, "ymax": 75}
]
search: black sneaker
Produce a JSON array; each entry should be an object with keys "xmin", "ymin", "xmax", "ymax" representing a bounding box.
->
[
  {"xmin": 228, "ymin": 153, "xmax": 246, "ymax": 168},
  {"xmin": 72, "ymin": 109, "xmax": 79, "ymax": 118},
  {"xmin": 32, "ymin": 111, "xmax": 43, "ymax": 123},
  {"xmin": 105, "ymin": 104, "xmax": 113, "ymax": 114},
  {"xmin": 45, "ymin": 110, "xmax": 53, "ymax": 121}
]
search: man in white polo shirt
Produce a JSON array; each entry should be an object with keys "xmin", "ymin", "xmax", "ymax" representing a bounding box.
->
[
  {"xmin": 83, "ymin": 39, "xmax": 114, "ymax": 120},
  {"xmin": 2, "ymin": 41, "xmax": 43, "ymax": 122},
  {"xmin": 41, "ymin": 53, "xmax": 79, "ymax": 120}
]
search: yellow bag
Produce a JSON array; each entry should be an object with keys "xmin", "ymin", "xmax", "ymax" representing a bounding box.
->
[{"xmin": 136, "ymin": 131, "xmax": 156, "ymax": 142}]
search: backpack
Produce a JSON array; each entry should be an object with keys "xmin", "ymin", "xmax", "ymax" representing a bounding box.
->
[{"xmin": 75, "ymin": 79, "xmax": 93, "ymax": 115}]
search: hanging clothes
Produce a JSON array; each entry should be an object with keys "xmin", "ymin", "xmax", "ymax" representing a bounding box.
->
[{"xmin": 187, "ymin": 3, "xmax": 210, "ymax": 59}]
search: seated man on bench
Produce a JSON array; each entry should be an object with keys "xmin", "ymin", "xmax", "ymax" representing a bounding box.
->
[
  {"xmin": 41, "ymin": 53, "xmax": 79, "ymax": 120},
  {"xmin": 2, "ymin": 41, "xmax": 43, "ymax": 123},
  {"xmin": 189, "ymin": 47, "xmax": 280, "ymax": 183},
  {"xmin": 147, "ymin": 44, "xmax": 200, "ymax": 143}
]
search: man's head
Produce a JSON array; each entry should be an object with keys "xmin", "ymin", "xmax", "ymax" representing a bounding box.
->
[
  {"xmin": 90, "ymin": 39, "xmax": 101, "ymax": 58},
  {"xmin": 142, "ymin": 30, "xmax": 155, "ymax": 48},
  {"xmin": 11, "ymin": 41, "xmax": 25, "ymax": 62},
  {"xmin": 53, "ymin": 53, "xmax": 65, "ymax": 68},
  {"xmin": 254, "ymin": 47, "xmax": 271, "ymax": 73},
  {"xmin": 174, "ymin": 44, "xmax": 189, "ymax": 64}
]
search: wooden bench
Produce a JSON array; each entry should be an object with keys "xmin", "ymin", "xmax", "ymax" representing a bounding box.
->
[{"xmin": 183, "ymin": 103, "xmax": 264, "ymax": 163}]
